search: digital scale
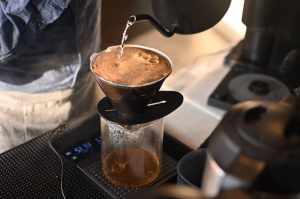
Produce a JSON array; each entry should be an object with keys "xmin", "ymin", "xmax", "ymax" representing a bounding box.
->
[{"xmin": 50, "ymin": 116, "xmax": 192, "ymax": 199}]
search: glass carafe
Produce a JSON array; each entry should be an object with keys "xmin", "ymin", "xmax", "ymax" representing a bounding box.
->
[{"xmin": 101, "ymin": 117, "xmax": 164, "ymax": 187}]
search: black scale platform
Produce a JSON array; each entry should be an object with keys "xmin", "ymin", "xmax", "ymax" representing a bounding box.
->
[
  {"xmin": 0, "ymin": 115, "xmax": 191, "ymax": 199},
  {"xmin": 77, "ymin": 151, "xmax": 177, "ymax": 199}
]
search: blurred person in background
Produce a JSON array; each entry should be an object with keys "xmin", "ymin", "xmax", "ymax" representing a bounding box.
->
[{"xmin": 0, "ymin": 0, "xmax": 146, "ymax": 154}]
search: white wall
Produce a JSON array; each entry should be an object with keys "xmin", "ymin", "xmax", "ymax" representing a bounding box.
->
[{"xmin": 221, "ymin": 0, "xmax": 246, "ymax": 38}]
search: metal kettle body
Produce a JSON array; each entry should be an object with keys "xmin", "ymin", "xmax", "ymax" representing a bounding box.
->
[{"xmin": 135, "ymin": 0, "xmax": 232, "ymax": 37}]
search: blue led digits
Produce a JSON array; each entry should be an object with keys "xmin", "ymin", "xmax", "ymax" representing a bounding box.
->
[
  {"xmin": 73, "ymin": 142, "xmax": 92, "ymax": 155},
  {"xmin": 95, "ymin": 137, "xmax": 101, "ymax": 145},
  {"xmin": 82, "ymin": 142, "xmax": 92, "ymax": 150},
  {"xmin": 64, "ymin": 137, "xmax": 101, "ymax": 160},
  {"xmin": 73, "ymin": 146, "xmax": 84, "ymax": 155}
]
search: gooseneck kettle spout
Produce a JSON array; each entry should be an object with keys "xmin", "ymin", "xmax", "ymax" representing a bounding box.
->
[{"xmin": 134, "ymin": 15, "xmax": 176, "ymax": 37}]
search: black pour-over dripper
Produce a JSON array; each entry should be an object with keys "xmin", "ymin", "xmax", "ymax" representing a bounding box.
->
[
  {"xmin": 94, "ymin": 73, "xmax": 167, "ymax": 119},
  {"xmin": 90, "ymin": 45, "xmax": 179, "ymax": 123},
  {"xmin": 98, "ymin": 91, "xmax": 183, "ymax": 125}
]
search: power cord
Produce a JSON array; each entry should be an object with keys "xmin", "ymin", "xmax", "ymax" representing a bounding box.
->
[{"xmin": 48, "ymin": 124, "xmax": 69, "ymax": 199}]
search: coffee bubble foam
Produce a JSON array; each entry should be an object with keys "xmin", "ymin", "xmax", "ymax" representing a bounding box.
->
[{"xmin": 92, "ymin": 46, "xmax": 171, "ymax": 86}]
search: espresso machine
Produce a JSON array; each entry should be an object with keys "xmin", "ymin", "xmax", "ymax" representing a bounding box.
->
[
  {"xmin": 209, "ymin": 0, "xmax": 300, "ymax": 110},
  {"xmin": 134, "ymin": 0, "xmax": 300, "ymax": 110}
]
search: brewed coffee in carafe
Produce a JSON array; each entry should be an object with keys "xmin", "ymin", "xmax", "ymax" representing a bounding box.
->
[{"xmin": 101, "ymin": 119, "xmax": 163, "ymax": 187}]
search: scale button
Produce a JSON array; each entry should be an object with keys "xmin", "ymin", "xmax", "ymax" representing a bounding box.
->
[
  {"xmin": 65, "ymin": 151, "xmax": 72, "ymax": 157},
  {"xmin": 72, "ymin": 156, "xmax": 78, "ymax": 160}
]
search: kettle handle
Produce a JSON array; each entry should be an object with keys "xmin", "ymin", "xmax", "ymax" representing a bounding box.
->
[{"xmin": 134, "ymin": 14, "xmax": 176, "ymax": 37}]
